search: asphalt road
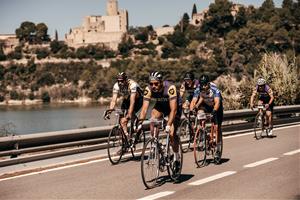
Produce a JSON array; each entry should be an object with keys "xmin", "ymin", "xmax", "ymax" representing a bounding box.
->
[{"xmin": 0, "ymin": 125, "xmax": 299, "ymax": 199}]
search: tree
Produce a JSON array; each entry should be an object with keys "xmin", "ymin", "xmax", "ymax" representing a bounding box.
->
[
  {"xmin": 15, "ymin": 21, "xmax": 36, "ymax": 42},
  {"xmin": 258, "ymin": 0, "xmax": 276, "ymax": 22},
  {"xmin": 0, "ymin": 43, "xmax": 6, "ymax": 61},
  {"xmin": 55, "ymin": 30, "xmax": 58, "ymax": 41},
  {"xmin": 192, "ymin": 4, "xmax": 197, "ymax": 17},
  {"xmin": 36, "ymin": 23, "xmax": 49, "ymax": 42},
  {"xmin": 181, "ymin": 13, "xmax": 190, "ymax": 32},
  {"xmin": 233, "ymin": 7, "xmax": 247, "ymax": 29},
  {"xmin": 201, "ymin": 0, "xmax": 234, "ymax": 37}
]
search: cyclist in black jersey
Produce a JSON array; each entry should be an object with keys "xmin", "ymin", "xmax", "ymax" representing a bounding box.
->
[
  {"xmin": 138, "ymin": 71, "xmax": 182, "ymax": 172},
  {"xmin": 250, "ymin": 77, "xmax": 275, "ymax": 135}
]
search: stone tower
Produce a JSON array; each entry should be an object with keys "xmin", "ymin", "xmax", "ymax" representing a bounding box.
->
[{"xmin": 107, "ymin": 0, "xmax": 118, "ymax": 16}]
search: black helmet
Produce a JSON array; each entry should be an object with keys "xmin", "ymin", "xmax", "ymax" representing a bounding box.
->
[
  {"xmin": 117, "ymin": 72, "xmax": 127, "ymax": 81},
  {"xmin": 149, "ymin": 71, "xmax": 163, "ymax": 81},
  {"xmin": 200, "ymin": 75, "xmax": 210, "ymax": 85},
  {"xmin": 184, "ymin": 72, "xmax": 195, "ymax": 80}
]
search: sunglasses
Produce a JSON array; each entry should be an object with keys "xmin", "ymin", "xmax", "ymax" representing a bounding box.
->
[{"xmin": 149, "ymin": 82, "xmax": 159, "ymax": 87}]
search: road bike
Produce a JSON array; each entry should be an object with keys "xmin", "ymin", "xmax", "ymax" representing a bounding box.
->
[
  {"xmin": 140, "ymin": 118, "xmax": 183, "ymax": 189},
  {"xmin": 178, "ymin": 108, "xmax": 197, "ymax": 153},
  {"xmin": 193, "ymin": 111, "xmax": 223, "ymax": 167},
  {"xmin": 104, "ymin": 109, "xmax": 145, "ymax": 165},
  {"xmin": 253, "ymin": 104, "xmax": 270, "ymax": 139}
]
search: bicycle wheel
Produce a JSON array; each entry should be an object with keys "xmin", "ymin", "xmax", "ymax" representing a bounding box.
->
[
  {"xmin": 254, "ymin": 113, "xmax": 263, "ymax": 140},
  {"xmin": 107, "ymin": 127, "xmax": 124, "ymax": 165},
  {"xmin": 193, "ymin": 129, "xmax": 207, "ymax": 167},
  {"xmin": 178, "ymin": 119, "xmax": 192, "ymax": 153},
  {"xmin": 167, "ymin": 136, "xmax": 183, "ymax": 181},
  {"xmin": 141, "ymin": 138, "xmax": 160, "ymax": 189}
]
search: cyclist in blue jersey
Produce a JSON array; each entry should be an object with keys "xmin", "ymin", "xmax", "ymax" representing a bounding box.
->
[
  {"xmin": 250, "ymin": 77, "xmax": 275, "ymax": 136},
  {"xmin": 138, "ymin": 71, "xmax": 182, "ymax": 172},
  {"xmin": 190, "ymin": 75, "xmax": 223, "ymax": 160}
]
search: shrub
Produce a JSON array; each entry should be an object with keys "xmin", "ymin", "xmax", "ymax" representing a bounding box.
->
[
  {"xmin": 254, "ymin": 53, "xmax": 299, "ymax": 105},
  {"xmin": 41, "ymin": 91, "xmax": 50, "ymax": 103}
]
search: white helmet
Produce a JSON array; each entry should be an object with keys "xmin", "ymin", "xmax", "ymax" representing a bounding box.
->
[
  {"xmin": 149, "ymin": 71, "xmax": 163, "ymax": 81},
  {"xmin": 257, "ymin": 78, "xmax": 266, "ymax": 86}
]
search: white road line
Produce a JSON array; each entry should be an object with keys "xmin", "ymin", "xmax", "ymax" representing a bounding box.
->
[
  {"xmin": 188, "ymin": 171, "xmax": 236, "ymax": 186},
  {"xmin": 137, "ymin": 191, "xmax": 175, "ymax": 200},
  {"xmin": 0, "ymin": 157, "xmax": 109, "ymax": 182},
  {"xmin": 283, "ymin": 149, "xmax": 300, "ymax": 156},
  {"xmin": 225, "ymin": 123, "xmax": 300, "ymax": 139},
  {"xmin": 243, "ymin": 157, "xmax": 278, "ymax": 168}
]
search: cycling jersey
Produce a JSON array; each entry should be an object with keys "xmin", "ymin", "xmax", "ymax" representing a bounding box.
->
[
  {"xmin": 193, "ymin": 83, "xmax": 223, "ymax": 107},
  {"xmin": 113, "ymin": 79, "xmax": 143, "ymax": 112},
  {"xmin": 113, "ymin": 79, "xmax": 143, "ymax": 99},
  {"xmin": 193, "ymin": 83, "xmax": 223, "ymax": 125},
  {"xmin": 252, "ymin": 84, "xmax": 273, "ymax": 100},
  {"xmin": 180, "ymin": 79, "xmax": 200, "ymax": 102},
  {"xmin": 143, "ymin": 80, "xmax": 182, "ymax": 119},
  {"xmin": 252, "ymin": 84, "xmax": 274, "ymax": 112}
]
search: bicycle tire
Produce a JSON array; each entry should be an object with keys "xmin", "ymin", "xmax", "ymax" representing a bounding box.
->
[
  {"xmin": 178, "ymin": 119, "xmax": 193, "ymax": 153},
  {"xmin": 141, "ymin": 138, "xmax": 160, "ymax": 189},
  {"xmin": 107, "ymin": 127, "xmax": 124, "ymax": 165},
  {"xmin": 194, "ymin": 129, "xmax": 207, "ymax": 167},
  {"xmin": 254, "ymin": 113, "xmax": 263, "ymax": 140},
  {"xmin": 167, "ymin": 136, "xmax": 183, "ymax": 181}
]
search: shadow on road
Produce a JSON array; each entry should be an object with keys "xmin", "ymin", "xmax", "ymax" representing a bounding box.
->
[
  {"xmin": 205, "ymin": 158, "xmax": 230, "ymax": 166},
  {"xmin": 150, "ymin": 174, "xmax": 194, "ymax": 189}
]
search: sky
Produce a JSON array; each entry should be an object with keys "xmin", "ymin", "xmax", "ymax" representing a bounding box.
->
[{"xmin": 0, "ymin": 0, "xmax": 283, "ymax": 40}]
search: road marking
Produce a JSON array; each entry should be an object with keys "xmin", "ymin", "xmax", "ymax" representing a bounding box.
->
[
  {"xmin": 244, "ymin": 157, "xmax": 278, "ymax": 168},
  {"xmin": 225, "ymin": 123, "xmax": 300, "ymax": 139},
  {"xmin": 0, "ymin": 157, "xmax": 109, "ymax": 182},
  {"xmin": 137, "ymin": 191, "xmax": 175, "ymax": 200},
  {"xmin": 283, "ymin": 149, "xmax": 300, "ymax": 156},
  {"xmin": 188, "ymin": 171, "xmax": 236, "ymax": 186}
]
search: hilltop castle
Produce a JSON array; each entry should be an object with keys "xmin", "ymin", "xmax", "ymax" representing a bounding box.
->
[{"xmin": 65, "ymin": 0, "xmax": 128, "ymax": 50}]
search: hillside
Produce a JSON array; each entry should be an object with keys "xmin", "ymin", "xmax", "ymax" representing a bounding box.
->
[{"xmin": 0, "ymin": 0, "xmax": 299, "ymax": 108}]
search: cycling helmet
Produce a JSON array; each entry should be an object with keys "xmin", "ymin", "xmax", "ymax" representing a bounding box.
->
[
  {"xmin": 199, "ymin": 74, "xmax": 210, "ymax": 85},
  {"xmin": 257, "ymin": 77, "xmax": 266, "ymax": 86},
  {"xmin": 184, "ymin": 72, "xmax": 195, "ymax": 80},
  {"xmin": 117, "ymin": 72, "xmax": 127, "ymax": 81},
  {"xmin": 149, "ymin": 71, "xmax": 163, "ymax": 81}
]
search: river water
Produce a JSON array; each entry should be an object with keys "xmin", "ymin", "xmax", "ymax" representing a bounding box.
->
[{"xmin": 0, "ymin": 103, "xmax": 114, "ymax": 135}]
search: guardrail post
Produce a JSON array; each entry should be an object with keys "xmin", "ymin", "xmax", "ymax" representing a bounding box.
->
[{"xmin": 10, "ymin": 142, "xmax": 19, "ymax": 158}]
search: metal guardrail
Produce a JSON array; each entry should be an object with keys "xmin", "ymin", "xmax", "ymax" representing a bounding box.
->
[{"xmin": 0, "ymin": 105, "xmax": 299, "ymax": 159}]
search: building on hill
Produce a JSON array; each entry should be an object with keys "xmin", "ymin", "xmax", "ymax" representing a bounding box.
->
[
  {"xmin": 0, "ymin": 34, "xmax": 19, "ymax": 54},
  {"xmin": 190, "ymin": 4, "xmax": 243, "ymax": 27},
  {"xmin": 65, "ymin": 0, "xmax": 128, "ymax": 50}
]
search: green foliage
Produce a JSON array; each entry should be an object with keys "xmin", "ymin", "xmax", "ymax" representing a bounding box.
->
[
  {"xmin": 10, "ymin": 90, "xmax": 20, "ymax": 100},
  {"xmin": 41, "ymin": 91, "xmax": 50, "ymax": 103},
  {"xmin": 0, "ymin": 43, "xmax": 6, "ymax": 61},
  {"xmin": 201, "ymin": 0, "xmax": 234, "ymax": 37},
  {"xmin": 37, "ymin": 72, "xmax": 56, "ymax": 86},
  {"xmin": 16, "ymin": 21, "xmax": 36, "ymax": 42},
  {"xmin": 15, "ymin": 21, "xmax": 49, "ymax": 43},
  {"xmin": 36, "ymin": 48, "xmax": 50, "ymax": 59},
  {"xmin": 254, "ymin": 53, "xmax": 299, "ymax": 105},
  {"xmin": 192, "ymin": 4, "xmax": 197, "ymax": 17}
]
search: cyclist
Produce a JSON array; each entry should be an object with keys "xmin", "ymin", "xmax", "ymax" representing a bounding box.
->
[
  {"xmin": 138, "ymin": 71, "xmax": 182, "ymax": 172},
  {"xmin": 104, "ymin": 72, "xmax": 143, "ymax": 141},
  {"xmin": 250, "ymin": 77, "xmax": 274, "ymax": 136},
  {"xmin": 190, "ymin": 74, "xmax": 223, "ymax": 160},
  {"xmin": 180, "ymin": 72, "xmax": 200, "ymax": 109}
]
